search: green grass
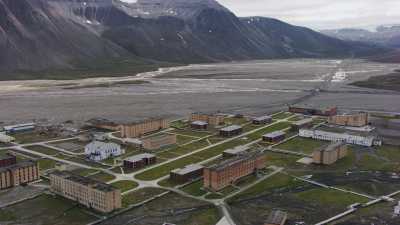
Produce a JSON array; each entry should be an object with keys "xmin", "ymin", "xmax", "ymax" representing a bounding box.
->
[
  {"xmin": 13, "ymin": 132, "xmax": 58, "ymax": 144},
  {"xmin": 272, "ymin": 112, "xmax": 292, "ymax": 120},
  {"xmin": 71, "ymin": 168, "xmax": 98, "ymax": 177},
  {"xmin": 170, "ymin": 120, "xmax": 188, "ymax": 129},
  {"xmin": 295, "ymin": 188, "xmax": 369, "ymax": 208},
  {"xmin": 122, "ymin": 188, "xmax": 168, "ymax": 207},
  {"xmin": 246, "ymin": 122, "xmax": 291, "ymax": 141},
  {"xmin": 25, "ymin": 145, "xmax": 60, "ymax": 155},
  {"xmin": 171, "ymin": 129, "xmax": 212, "ymax": 138},
  {"xmin": 110, "ymin": 180, "xmax": 139, "ymax": 192},
  {"xmin": 181, "ymin": 180, "xmax": 207, "ymax": 196},
  {"xmin": 204, "ymin": 193, "xmax": 224, "ymax": 199},
  {"xmin": 277, "ymin": 137, "xmax": 327, "ymax": 154},
  {"xmin": 176, "ymin": 135, "xmax": 198, "ymax": 145},
  {"xmin": 158, "ymin": 178, "xmax": 181, "ymax": 188},
  {"xmin": 38, "ymin": 158, "xmax": 57, "ymax": 170},
  {"xmin": 88, "ymin": 172, "xmax": 115, "ymax": 183},
  {"xmin": 181, "ymin": 207, "xmax": 221, "ymax": 225}
]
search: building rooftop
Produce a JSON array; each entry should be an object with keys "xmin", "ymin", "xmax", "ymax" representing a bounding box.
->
[
  {"xmin": 0, "ymin": 151, "xmax": 15, "ymax": 160},
  {"xmin": 4, "ymin": 123, "xmax": 36, "ymax": 130},
  {"xmin": 263, "ymin": 131, "xmax": 286, "ymax": 139},
  {"xmin": 51, "ymin": 171, "xmax": 117, "ymax": 192},
  {"xmin": 312, "ymin": 125, "xmax": 375, "ymax": 137},
  {"xmin": 220, "ymin": 125, "xmax": 242, "ymax": 132},
  {"xmin": 265, "ymin": 210, "xmax": 287, "ymax": 225},
  {"xmin": 124, "ymin": 153, "xmax": 156, "ymax": 163},
  {"xmin": 316, "ymin": 142, "xmax": 346, "ymax": 152},
  {"xmin": 207, "ymin": 151, "xmax": 263, "ymax": 172},
  {"xmin": 0, "ymin": 160, "xmax": 37, "ymax": 173},
  {"xmin": 121, "ymin": 117, "xmax": 167, "ymax": 126},
  {"xmin": 171, "ymin": 164, "xmax": 204, "ymax": 175},
  {"xmin": 253, "ymin": 115, "xmax": 272, "ymax": 121},
  {"xmin": 223, "ymin": 145, "xmax": 249, "ymax": 155},
  {"xmin": 85, "ymin": 141, "xmax": 120, "ymax": 150},
  {"xmin": 191, "ymin": 120, "xmax": 208, "ymax": 126}
]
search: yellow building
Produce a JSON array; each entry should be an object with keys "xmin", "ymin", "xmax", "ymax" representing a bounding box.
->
[
  {"xmin": 50, "ymin": 171, "xmax": 121, "ymax": 213},
  {"xmin": 328, "ymin": 112, "xmax": 369, "ymax": 127},
  {"xmin": 0, "ymin": 161, "xmax": 40, "ymax": 190},
  {"xmin": 313, "ymin": 142, "xmax": 347, "ymax": 165},
  {"xmin": 190, "ymin": 112, "xmax": 225, "ymax": 126},
  {"xmin": 120, "ymin": 118, "xmax": 169, "ymax": 138}
]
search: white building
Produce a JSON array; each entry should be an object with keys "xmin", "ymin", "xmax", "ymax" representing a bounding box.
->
[
  {"xmin": 0, "ymin": 133, "xmax": 15, "ymax": 143},
  {"xmin": 394, "ymin": 201, "xmax": 400, "ymax": 216},
  {"xmin": 4, "ymin": 123, "xmax": 36, "ymax": 133},
  {"xmin": 299, "ymin": 128, "xmax": 379, "ymax": 147},
  {"xmin": 84, "ymin": 141, "xmax": 123, "ymax": 161}
]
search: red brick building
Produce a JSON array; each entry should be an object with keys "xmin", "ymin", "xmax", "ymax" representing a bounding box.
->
[
  {"xmin": 263, "ymin": 131, "xmax": 286, "ymax": 143},
  {"xmin": 123, "ymin": 153, "xmax": 156, "ymax": 169},
  {"xmin": 203, "ymin": 152, "xmax": 265, "ymax": 191},
  {"xmin": 0, "ymin": 153, "xmax": 17, "ymax": 168},
  {"xmin": 170, "ymin": 164, "xmax": 204, "ymax": 183}
]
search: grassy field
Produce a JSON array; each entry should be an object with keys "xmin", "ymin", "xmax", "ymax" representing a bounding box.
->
[
  {"xmin": 295, "ymin": 188, "xmax": 369, "ymax": 207},
  {"xmin": 88, "ymin": 172, "xmax": 115, "ymax": 183},
  {"xmin": 276, "ymin": 137, "xmax": 328, "ymax": 154},
  {"xmin": 181, "ymin": 180, "xmax": 207, "ymax": 196},
  {"xmin": 13, "ymin": 131, "xmax": 59, "ymax": 144},
  {"xmin": 0, "ymin": 194, "xmax": 98, "ymax": 225},
  {"xmin": 38, "ymin": 158, "xmax": 57, "ymax": 170},
  {"xmin": 246, "ymin": 122, "xmax": 291, "ymax": 141},
  {"xmin": 25, "ymin": 145, "xmax": 60, "ymax": 155},
  {"xmin": 122, "ymin": 188, "xmax": 168, "ymax": 207},
  {"xmin": 110, "ymin": 180, "xmax": 139, "ymax": 192}
]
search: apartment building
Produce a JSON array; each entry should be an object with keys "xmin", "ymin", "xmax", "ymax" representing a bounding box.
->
[
  {"xmin": 170, "ymin": 164, "xmax": 204, "ymax": 183},
  {"xmin": 219, "ymin": 125, "xmax": 243, "ymax": 137},
  {"xmin": 290, "ymin": 118, "xmax": 313, "ymax": 131},
  {"xmin": 50, "ymin": 171, "xmax": 121, "ymax": 213},
  {"xmin": 203, "ymin": 152, "xmax": 265, "ymax": 191},
  {"xmin": 0, "ymin": 160, "xmax": 39, "ymax": 190},
  {"xmin": 328, "ymin": 112, "xmax": 369, "ymax": 127},
  {"xmin": 120, "ymin": 118, "xmax": 169, "ymax": 138},
  {"xmin": 0, "ymin": 153, "xmax": 17, "ymax": 168},
  {"xmin": 123, "ymin": 153, "xmax": 156, "ymax": 169},
  {"xmin": 252, "ymin": 116, "xmax": 272, "ymax": 125},
  {"xmin": 263, "ymin": 131, "xmax": 286, "ymax": 143},
  {"xmin": 142, "ymin": 133, "xmax": 176, "ymax": 150},
  {"xmin": 190, "ymin": 113, "xmax": 225, "ymax": 126},
  {"xmin": 313, "ymin": 142, "xmax": 347, "ymax": 165}
]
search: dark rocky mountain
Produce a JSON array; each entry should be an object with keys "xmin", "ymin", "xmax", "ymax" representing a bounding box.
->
[{"xmin": 0, "ymin": 0, "xmax": 387, "ymax": 75}]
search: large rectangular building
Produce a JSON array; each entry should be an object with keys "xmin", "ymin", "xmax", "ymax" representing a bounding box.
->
[
  {"xmin": 3, "ymin": 123, "xmax": 36, "ymax": 134},
  {"xmin": 190, "ymin": 113, "xmax": 225, "ymax": 126},
  {"xmin": 263, "ymin": 131, "xmax": 286, "ymax": 143},
  {"xmin": 203, "ymin": 152, "xmax": 265, "ymax": 191},
  {"xmin": 289, "ymin": 105, "xmax": 337, "ymax": 117},
  {"xmin": 120, "ymin": 118, "xmax": 169, "ymax": 138},
  {"xmin": 220, "ymin": 125, "xmax": 243, "ymax": 137},
  {"xmin": 328, "ymin": 112, "xmax": 369, "ymax": 127},
  {"xmin": 290, "ymin": 118, "xmax": 313, "ymax": 131},
  {"xmin": 0, "ymin": 153, "xmax": 17, "ymax": 168},
  {"xmin": 50, "ymin": 171, "xmax": 121, "ymax": 213},
  {"xmin": 313, "ymin": 142, "xmax": 347, "ymax": 165},
  {"xmin": 299, "ymin": 127, "xmax": 379, "ymax": 147},
  {"xmin": 0, "ymin": 160, "xmax": 40, "ymax": 190},
  {"xmin": 0, "ymin": 133, "xmax": 15, "ymax": 143},
  {"xmin": 252, "ymin": 116, "xmax": 272, "ymax": 125},
  {"xmin": 170, "ymin": 164, "xmax": 204, "ymax": 183},
  {"xmin": 142, "ymin": 134, "xmax": 176, "ymax": 150},
  {"xmin": 123, "ymin": 153, "xmax": 156, "ymax": 169},
  {"xmin": 84, "ymin": 141, "xmax": 123, "ymax": 161}
]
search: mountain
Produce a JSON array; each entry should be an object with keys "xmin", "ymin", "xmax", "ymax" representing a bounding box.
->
[
  {"xmin": 0, "ymin": 0, "xmax": 387, "ymax": 78},
  {"xmin": 322, "ymin": 25, "xmax": 400, "ymax": 48}
]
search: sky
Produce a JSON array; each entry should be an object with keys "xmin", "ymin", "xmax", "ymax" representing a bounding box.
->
[{"xmin": 120, "ymin": 0, "xmax": 400, "ymax": 30}]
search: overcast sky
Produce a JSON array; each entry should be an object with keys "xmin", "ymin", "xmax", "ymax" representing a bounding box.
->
[{"xmin": 121, "ymin": 0, "xmax": 400, "ymax": 30}]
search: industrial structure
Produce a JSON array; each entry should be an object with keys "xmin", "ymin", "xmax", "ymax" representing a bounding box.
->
[
  {"xmin": 299, "ymin": 126, "xmax": 380, "ymax": 147},
  {"xmin": 263, "ymin": 131, "xmax": 286, "ymax": 143},
  {"xmin": 328, "ymin": 112, "xmax": 369, "ymax": 127},
  {"xmin": 219, "ymin": 125, "xmax": 243, "ymax": 137},
  {"xmin": 312, "ymin": 142, "xmax": 348, "ymax": 165},
  {"xmin": 50, "ymin": 171, "xmax": 121, "ymax": 213},
  {"xmin": 252, "ymin": 116, "xmax": 272, "ymax": 125},
  {"xmin": 141, "ymin": 133, "xmax": 176, "ymax": 150},
  {"xmin": 84, "ymin": 141, "xmax": 123, "ymax": 161},
  {"xmin": 190, "ymin": 112, "xmax": 225, "ymax": 126},
  {"xmin": 123, "ymin": 153, "xmax": 156, "ymax": 169},
  {"xmin": 289, "ymin": 104, "xmax": 337, "ymax": 116},
  {"xmin": 0, "ymin": 160, "xmax": 39, "ymax": 190},
  {"xmin": 3, "ymin": 123, "xmax": 36, "ymax": 134},
  {"xmin": 170, "ymin": 164, "xmax": 204, "ymax": 183},
  {"xmin": 203, "ymin": 152, "xmax": 265, "ymax": 191},
  {"xmin": 120, "ymin": 118, "xmax": 169, "ymax": 138}
]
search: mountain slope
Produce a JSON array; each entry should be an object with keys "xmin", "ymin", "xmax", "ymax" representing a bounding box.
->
[{"xmin": 0, "ymin": 0, "xmax": 388, "ymax": 77}]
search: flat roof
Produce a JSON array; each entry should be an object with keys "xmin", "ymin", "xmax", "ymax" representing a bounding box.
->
[
  {"xmin": 124, "ymin": 153, "xmax": 156, "ymax": 162},
  {"xmin": 263, "ymin": 131, "xmax": 285, "ymax": 138},
  {"xmin": 207, "ymin": 151, "xmax": 262, "ymax": 172},
  {"xmin": 292, "ymin": 118, "xmax": 313, "ymax": 126},
  {"xmin": 171, "ymin": 164, "xmax": 204, "ymax": 175},
  {"xmin": 220, "ymin": 125, "xmax": 242, "ymax": 132},
  {"xmin": 51, "ymin": 171, "xmax": 117, "ymax": 192},
  {"xmin": 253, "ymin": 115, "xmax": 272, "ymax": 121},
  {"xmin": 121, "ymin": 117, "xmax": 167, "ymax": 126},
  {"xmin": 191, "ymin": 120, "xmax": 208, "ymax": 126},
  {"xmin": 223, "ymin": 145, "xmax": 249, "ymax": 155},
  {"xmin": 314, "ymin": 125, "xmax": 374, "ymax": 137},
  {"xmin": 266, "ymin": 210, "xmax": 287, "ymax": 224},
  {"xmin": 0, "ymin": 160, "xmax": 37, "ymax": 173},
  {"xmin": 316, "ymin": 142, "xmax": 346, "ymax": 152},
  {"xmin": 4, "ymin": 123, "xmax": 36, "ymax": 130}
]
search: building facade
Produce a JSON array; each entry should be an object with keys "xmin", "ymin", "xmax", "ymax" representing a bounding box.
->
[
  {"xmin": 299, "ymin": 128, "xmax": 378, "ymax": 147},
  {"xmin": 290, "ymin": 118, "xmax": 313, "ymax": 131},
  {"xmin": 219, "ymin": 125, "xmax": 243, "ymax": 137},
  {"xmin": 313, "ymin": 142, "xmax": 347, "ymax": 165},
  {"xmin": 328, "ymin": 112, "xmax": 369, "ymax": 127},
  {"xmin": 263, "ymin": 131, "xmax": 286, "ymax": 143},
  {"xmin": 190, "ymin": 113, "xmax": 225, "ymax": 126},
  {"xmin": 289, "ymin": 105, "xmax": 337, "ymax": 117},
  {"xmin": 170, "ymin": 164, "xmax": 204, "ymax": 183},
  {"xmin": 191, "ymin": 121, "xmax": 208, "ymax": 130},
  {"xmin": 252, "ymin": 116, "xmax": 272, "ymax": 125},
  {"xmin": 123, "ymin": 153, "xmax": 156, "ymax": 169},
  {"xmin": 0, "ymin": 161, "xmax": 39, "ymax": 190},
  {"xmin": 203, "ymin": 152, "xmax": 265, "ymax": 191},
  {"xmin": 84, "ymin": 141, "xmax": 123, "ymax": 161},
  {"xmin": 50, "ymin": 171, "xmax": 121, "ymax": 213},
  {"xmin": 142, "ymin": 134, "xmax": 176, "ymax": 150},
  {"xmin": 120, "ymin": 118, "xmax": 169, "ymax": 138},
  {"xmin": 0, "ymin": 153, "xmax": 17, "ymax": 168}
]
